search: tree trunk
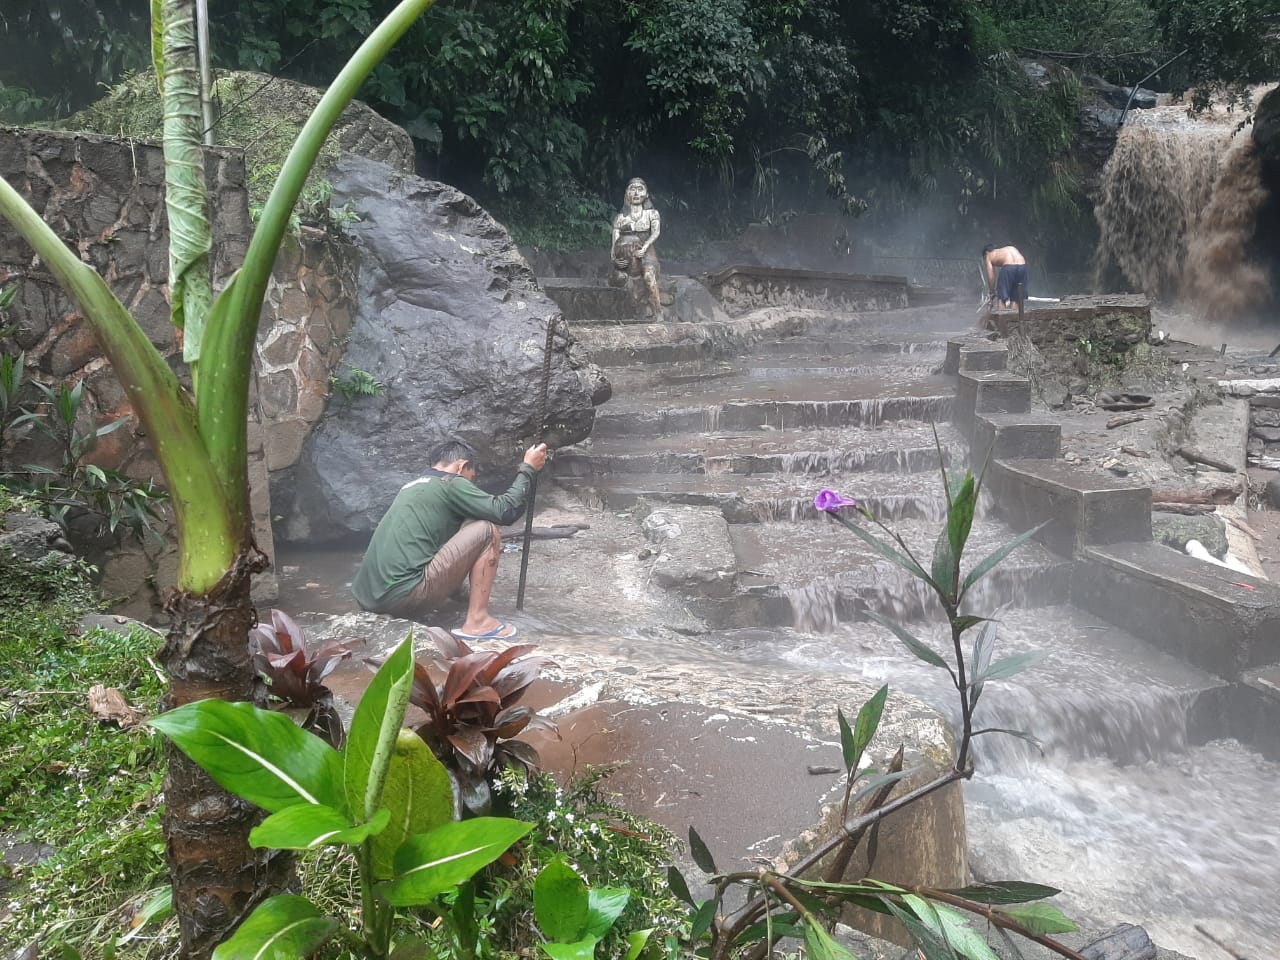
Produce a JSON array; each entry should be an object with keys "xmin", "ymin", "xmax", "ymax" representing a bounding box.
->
[{"xmin": 160, "ymin": 548, "xmax": 288, "ymax": 958}]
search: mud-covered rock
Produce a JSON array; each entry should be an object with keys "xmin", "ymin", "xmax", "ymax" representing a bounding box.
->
[
  {"xmin": 1152, "ymin": 511, "xmax": 1229, "ymax": 558},
  {"xmin": 275, "ymin": 156, "xmax": 609, "ymax": 543}
]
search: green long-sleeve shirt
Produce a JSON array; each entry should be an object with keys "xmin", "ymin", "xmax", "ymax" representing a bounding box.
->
[{"xmin": 351, "ymin": 464, "xmax": 535, "ymax": 611}]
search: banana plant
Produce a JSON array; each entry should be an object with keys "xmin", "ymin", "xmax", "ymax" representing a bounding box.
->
[{"xmin": 0, "ymin": 0, "xmax": 436, "ymax": 954}]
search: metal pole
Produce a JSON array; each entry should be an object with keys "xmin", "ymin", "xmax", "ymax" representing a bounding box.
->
[
  {"xmin": 195, "ymin": 0, "xmax": 215, "ymax": 145},
  {"xmin": 1118, "ymin": 48, "xmax": 1188, "ymax": 128},
  {"xmin": 516, "ymin": 315, "xmax": 558, "ymax": 611}
]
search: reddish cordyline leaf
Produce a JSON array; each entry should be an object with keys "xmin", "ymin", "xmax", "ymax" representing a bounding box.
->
[
  {"xmin": 409, "ymin": 660, "xmax": 442, "ymax": 715},
  {"xmin": 442, "ymin": 652, "xmax": 497, "ymax": 707},
  {"xmin": 447, "ymin": 727, "xmax": 491, "ymax": 768},
  {"xmin": 432, "ymin": 629, "xmax": 472, "ymax": 660},
  {"xmin": 267, "ymin": 650, "xmax": 307, "ymax": 672},
  {"xmin": 456, "ymin": 688, "xmax": 502, "ymax": 707},
  {"xmin": 489, "ymin": 705, "xmax": 533, "ymax": 739},
  {"xmin": 523, "ymin": 715, "xmax": 559, "ymax": 735},
  {"xmin": 271, "ymin": 609, "xmax": 307, "ymax": 652},
  {"xmin": 499, "ymin": 738, "xmax": 541, "ymax": 771},
  {"xmin": 477, "ymin": 644, "xmax": 538, "ymax": 685},
  {"xmin": 310, "ymin": 644, "xmax": 353, "ymax": 685},
  {"xmin": 491, "ymin": 659, "xmax": 546, "ymax": 704}
]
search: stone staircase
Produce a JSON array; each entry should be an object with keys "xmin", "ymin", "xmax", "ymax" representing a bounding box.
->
[
  {"xmin": 545, "ymin": 292, "xmax": 1280, "ymax": 955},
  {"xmin": 560, "ymin": 303, "xmax": 1280, "ymax": 762}
]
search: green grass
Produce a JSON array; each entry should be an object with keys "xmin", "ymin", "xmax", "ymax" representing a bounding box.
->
[{"xmin": 1, "ymin": 503, "xmax": 171, "ymax": 958}]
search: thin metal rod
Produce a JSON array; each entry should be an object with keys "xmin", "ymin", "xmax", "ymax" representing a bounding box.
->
[
  {"xmin": 195, "ymin": 0, "xmax": 215, "ymax": 145},
  {"xmin": 1118, "ymin": 48, "xmax": 1188, "ymax": 128},
  {"xmin": 515, "ymin": 472, "xmax": 537, "ymax": 611}
]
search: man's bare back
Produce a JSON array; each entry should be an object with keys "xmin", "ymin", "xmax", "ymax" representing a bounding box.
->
[{"xmin": 981, "ymin": 244, "xmax": 1029, "ymax": 312}]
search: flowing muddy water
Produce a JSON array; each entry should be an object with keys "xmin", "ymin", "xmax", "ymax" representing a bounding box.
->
[
  {"xmin": 277, "ymin": 307, "xmax": 1279, "ymax": 960},
  {"xmin": 1095, "ymin": 85, "xmax": 1276, "ymax": 320}
]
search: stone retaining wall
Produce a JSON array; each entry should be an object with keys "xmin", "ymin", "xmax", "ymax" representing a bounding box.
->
[
  {"xmin": 704, "ymin": 266, "xmax": 910, "ymax": 317},
  {"xmin": 0, "ymin": 126, "xmax": 358, "ymax": 617}
]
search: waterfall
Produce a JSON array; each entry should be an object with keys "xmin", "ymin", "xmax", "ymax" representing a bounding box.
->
[{"xmin": 1094, "ymin": 88, "xmax": 1274, "ymax": 320}]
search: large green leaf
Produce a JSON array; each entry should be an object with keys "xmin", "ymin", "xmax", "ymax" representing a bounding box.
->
[
  {"xmin": 382, "ymin": 817, "xmax": 534, "ymax": 906},
  {"xmin": 370, "ymin": 729, "xmax": 457, "ymax": 879},
  {"xmin": 249, "ymin": 804, "xmax": 390, "ymax": 851},
  {"xmin": 345, "ymin": 634, "xmax": 416, "ymax": 823},
  {"xmin": 585, "ymin": 887, "xmax": 631, "ymax": 939},
  {"xmin": 864, "ymin": 611, "xmax": 949, "ymax": 670},
  {"xmin": 534, "ymin": 857, "xmax": 590, "ymax": 942},
  {"xmin": 211, "ymin": 895, "xmax": 339, "ymax": 960},
  {"xmin": 997, "ymin": 903, "xmax": 1078, "ymax": 935},
  {"xmin": 624, "ymin": 929, "xmax": 652, "ymax": 960},
  {"xmin": 150, "ymin": 700, "xmax": 343, "ymax": 813},
  {"xmin": 960, "ymin": 523, "xmax": 1048, "ymax": 598},
  {"xmin": 540, "ymin": 938, "xmax": 597, "ymax": 960},
  {"xmin": 802, "ymin": 916, "xmax": 860, "ymax": 960},
  {"xmin": 942, "ymin": 881, "xmax": 1061, "ymax": 905}
]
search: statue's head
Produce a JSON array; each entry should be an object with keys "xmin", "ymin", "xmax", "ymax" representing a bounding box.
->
[{"xmin": 625, "ymin": 178, "xmax": 650, "ymax": 207}]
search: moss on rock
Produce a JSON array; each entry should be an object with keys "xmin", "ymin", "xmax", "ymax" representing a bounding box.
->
[{"xmin": 58, "ymin": 70, "xmax": 414, "ymax": 206}]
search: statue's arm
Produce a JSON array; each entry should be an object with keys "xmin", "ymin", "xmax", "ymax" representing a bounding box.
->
[
  {"xmin": 640, "ymin": 210, "xmax": 661, "ymax": 254},
  {"xmin": 610, "ymin": 217, "xmax": 623, "ymax": 256}
]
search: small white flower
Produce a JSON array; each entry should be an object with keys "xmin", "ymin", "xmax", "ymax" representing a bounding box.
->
[
  {"xmin": 574, "ymin": 828, "xmax": 584, "ymax": 838},
  {"xmin": 564, "ymin": 812, "xmax": 574, "ymax": 824},
  {"xmin": 589, "ymin": 822, "xmax": 600, "ymax": 835},
  {"xmin": 546, "ymin": 809, "xmax": 557, "ymax": 821}
]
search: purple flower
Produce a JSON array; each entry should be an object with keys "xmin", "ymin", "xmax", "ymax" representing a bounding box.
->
[{"xmin": 814, "ymin": 489, "xmax": 857, "ymax": 513}]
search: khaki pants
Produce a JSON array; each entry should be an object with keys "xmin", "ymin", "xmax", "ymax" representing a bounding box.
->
[{"xmin": 388, "ymin": 520, "xmax": 496, "ymax": 619}]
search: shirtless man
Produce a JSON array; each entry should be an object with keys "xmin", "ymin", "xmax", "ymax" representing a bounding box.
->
[{"xmin": 982, "ymin": 244, "xmax": 1028, "ymax": 313}]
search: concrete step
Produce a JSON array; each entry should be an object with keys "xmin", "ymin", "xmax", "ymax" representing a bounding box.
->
[
  {"xmin": 554, "ymin": 421, "xmax": 964, "ymax": 478},
  {"xmin": 954, "ymin": 369, "xmax": 1033, "ymax": 437},
  {"xmin": 943, "ymin": 338, "xmax": 1008, "ymax": 375},
  {"xmin": 1190, "ymin": 663, "xmax": 1280, "ymax": 761},
  {"xmin": 753, "ymin": 336, "xmax": 950, "ymax": 358},
  {"xmin": 987, "ymin": 457, "xmax": 1152, "ymax": 557},
  {"xmin": 592, "ymin": 394, "xmax": 953, "ymax": 440},
  {"xmin": 1073, "ymin": 540, "xmax": 1280, "ymax": 680},
  {"xmin": 970, "ymin": 412, "xmax": 1062, "ymax": 468},
  {"xmin": 557, "ymin": 469, "xmax": 950, "ymax": 524}
]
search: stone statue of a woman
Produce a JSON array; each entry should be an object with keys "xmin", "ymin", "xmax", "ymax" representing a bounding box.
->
[{"xmin": 610, "ymin": 177, "xmax": 663, "ymax": 317}]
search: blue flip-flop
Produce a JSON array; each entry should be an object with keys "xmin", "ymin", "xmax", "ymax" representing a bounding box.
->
[{"xmin": 450, "ymin": 621, "xmax": 518, "ymax": 641}]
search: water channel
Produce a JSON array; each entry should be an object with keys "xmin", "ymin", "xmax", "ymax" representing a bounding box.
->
[{"xmin": 279, "ymin": 301, "xmax": 1279, "ymax": 960}]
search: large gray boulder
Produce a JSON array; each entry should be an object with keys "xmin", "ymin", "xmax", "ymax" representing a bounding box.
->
[{"xmin": 274, "ymin": 156, "xmax": 609, "ymax": 543}]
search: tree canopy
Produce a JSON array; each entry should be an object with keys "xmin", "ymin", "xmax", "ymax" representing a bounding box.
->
[{"xmin": 3, "ymin": 0, "xmax": 1276, "ymax": 251}]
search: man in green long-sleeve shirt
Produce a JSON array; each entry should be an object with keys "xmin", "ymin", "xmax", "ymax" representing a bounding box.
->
[{"xmin": 352, "ymin": 438, "xmax": 548, "ymax": 640}]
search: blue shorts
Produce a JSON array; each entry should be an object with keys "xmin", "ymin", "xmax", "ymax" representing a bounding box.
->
[{"xmin": 996, "ymin": 264, "xmax": 1028, "ymax": 303}]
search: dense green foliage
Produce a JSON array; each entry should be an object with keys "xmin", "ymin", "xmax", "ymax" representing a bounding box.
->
[{"xmin": 3, "ymin": 0, "xmax": 1276, "ymax": 249}]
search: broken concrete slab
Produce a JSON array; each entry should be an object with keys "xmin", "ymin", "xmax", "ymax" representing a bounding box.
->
[{"xmin": 639, "ymin": 505, "xmax": 738, "ymax": 599}]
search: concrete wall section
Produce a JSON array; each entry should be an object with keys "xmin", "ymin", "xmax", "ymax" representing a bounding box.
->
[{"xmin": 705, "ymin": 266, "xmax": 910, "ymax": 318}]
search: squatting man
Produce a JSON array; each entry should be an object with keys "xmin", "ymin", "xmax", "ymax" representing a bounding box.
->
[{"xmin": 352, "ymin": 439, "xmax": 548, "ymax": 640}]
